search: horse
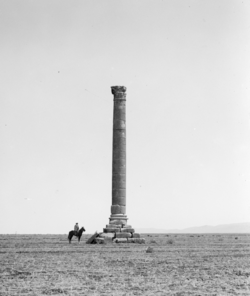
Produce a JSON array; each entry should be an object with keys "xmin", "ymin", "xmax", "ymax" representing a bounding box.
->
[{"xmin": 68, "ymin": 227, "xmax": 86, "ymax": 243}]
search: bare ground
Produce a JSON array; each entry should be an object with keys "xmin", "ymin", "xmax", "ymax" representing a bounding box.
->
[{"xmin": 0, "ymin": 233, "xmax": 250, "ymax": 295}]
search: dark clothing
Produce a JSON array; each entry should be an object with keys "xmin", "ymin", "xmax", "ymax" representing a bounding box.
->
[{"xmin": 74, "ymin": 224, "xmax": 79, "ymax": 235}]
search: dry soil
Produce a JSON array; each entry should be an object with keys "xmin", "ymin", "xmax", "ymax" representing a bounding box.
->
[{"xmin": 0, "ymin": 233, "xmax": 250, "ymax": 295}]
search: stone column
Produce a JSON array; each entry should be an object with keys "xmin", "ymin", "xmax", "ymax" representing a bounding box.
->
[
  {"xmin": 101, "ymin": 86, "xmax": 142, "ymax": 241},
  {"xmin": 109, "ymin": 86, "xmax": 128, "ymax": 225}
]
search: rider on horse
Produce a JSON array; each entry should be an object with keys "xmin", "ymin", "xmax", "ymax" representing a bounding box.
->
[{"xmin": 74, "ymin": 223, "xmax": 79, "ymax": 236}]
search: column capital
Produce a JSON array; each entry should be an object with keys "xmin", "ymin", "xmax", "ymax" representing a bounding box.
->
[{"xmin": 111, "ymin": 86, "xmax": 127, "ymax": 99}]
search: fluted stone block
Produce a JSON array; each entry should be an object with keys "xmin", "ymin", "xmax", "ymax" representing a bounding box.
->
[
  {"xmin": 111, "ymin": 205, "xmax": 126, "ymax": 215},
  {"xmin": 113, "ymin": 137, "xmax": 126, "ymax": 147},
  {"xmin": 132, "ymin": 233, "xmax": 141, "ymax": 238},
  {"xmin": 112, "ymin": 173, "xmax": 125, "ymax": 182},
  {"xmin": 114, "ymin": 98, "xmax": 126, "ymax": 107},
  {"xmin": 112, "ymin": 197, "xmax": 126, "ymax": 206},
  {"xmin": 114, "ymin": 108, "xmax": 125, "ymax": 121},
  {"xmin": 113, "ymin": 133, "xmax": 126, "ymax": 143},
  {"xmin": 113, "ymin": 146, "xmax": 126, "ymax": 154},
  {"xmin": 112, "ymin": 150, "xmax": 126, "ymax": 161},
  {"xmin": 113, "ymin": 119, "xmax": 126, "ymax": 129},
  {"xmin": 114, "ymin": 101, "xmax": 126, "ymax": 109},
  {"xmin": 112, "ymin": 174, "xmax": 126, "ymax": 189},
  {"xmin": 112, "ymin": 196, "xmax": 126, "ymax": 207},
  {"xmin": 113, "ymin": 166, "xmax": 126, "ymax": 175},
  {"xmin": 112, "ymin": 181, "xmax": 126, "ymax": 190},
  {"xmin": 112, "ymin": 159, "xmax": 126, "ymax": 168}
]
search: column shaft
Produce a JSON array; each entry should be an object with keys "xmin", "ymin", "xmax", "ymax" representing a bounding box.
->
[{"xmin": 110, "ymin": 86, "xmax": 127, "ymax": 224}]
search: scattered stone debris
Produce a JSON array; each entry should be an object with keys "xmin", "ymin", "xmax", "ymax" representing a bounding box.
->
[
  {"xmin": 95, "ymin": 237, "xmax": 105, "ymax": 244},
  {"xmin": 86, "ymin": 232, "xmax": 99, "ymax": 244},
  {"xmin": 150, "ymin": 239, "xmax": 157, "ymax": 244},
  {"xmin": 86, "ymin": 224, "xmax": 144, "ymax": 244},
  {"xmin": 166, "ymin": 239, "xmax": 174, "ymax": 245},
  {"xmin": 146, "ymin": 247, "xmax": 154, "ymax": 253},
  {"xmin": 235, "ymin": 269, "xmax": 243, "ymax": 276}
]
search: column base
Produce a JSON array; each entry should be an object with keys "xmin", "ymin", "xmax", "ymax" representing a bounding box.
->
[
  {"xmin": 101, "ymin": 215, "xmax": 144, "ymax": 242},
  {"xmin": 103, "ymin": 214, "xmax": 128, "ymax": 233},
  {"xmin": 109, "ymin": 214, "xmax": 128, "ymax": 226}
]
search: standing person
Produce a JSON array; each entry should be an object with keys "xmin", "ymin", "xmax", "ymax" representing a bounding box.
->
[{"xmin": 74, "ymin": 223, "xmax": 79, "ymax": 235}]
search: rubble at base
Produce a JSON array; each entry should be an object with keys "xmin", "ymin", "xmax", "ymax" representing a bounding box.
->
[{"xmin": 86, "ymin": 225, "xmax": 144, "ymax": 244}]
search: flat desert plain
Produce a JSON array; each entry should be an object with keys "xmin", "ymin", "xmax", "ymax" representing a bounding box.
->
[{"xmin": 0, "ymin": 233, "xmax": 250, "ymax": 295}]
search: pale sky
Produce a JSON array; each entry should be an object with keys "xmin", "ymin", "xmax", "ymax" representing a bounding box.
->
[{"xmin": 1, "ymin": 0, "xmax": 250, "ymax": 234}]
